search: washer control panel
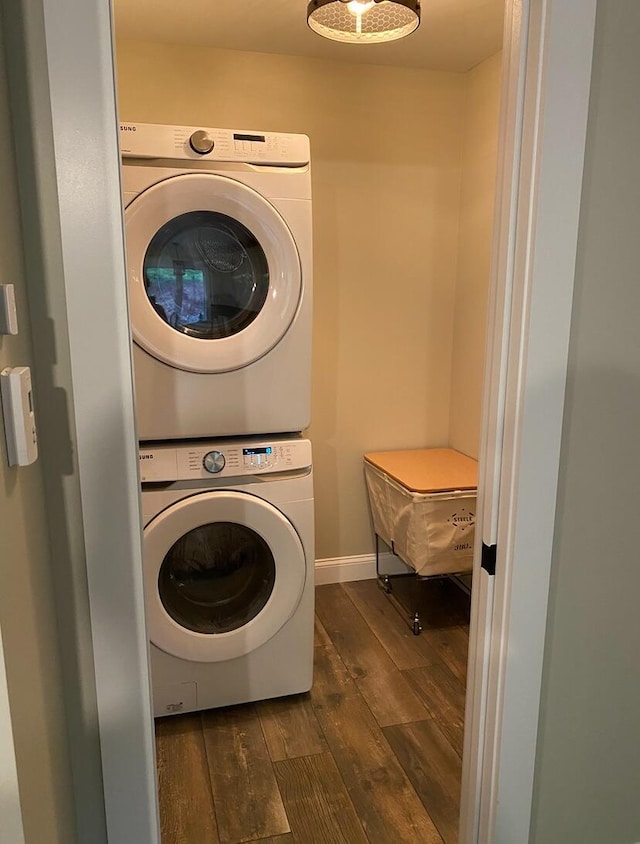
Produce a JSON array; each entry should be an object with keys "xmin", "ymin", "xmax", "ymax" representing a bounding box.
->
[
  {"xmin": 139, "ymin": 437, "xmax": 312, "ymax": 483},
  {"xmin": 119, "ymin": 122, "xmax": 310, "ymax": 166}
]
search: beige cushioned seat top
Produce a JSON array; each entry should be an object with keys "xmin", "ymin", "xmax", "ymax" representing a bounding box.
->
[{"xmin": 364, "ymin": 447, "xmax": 478, "ymax": 494}]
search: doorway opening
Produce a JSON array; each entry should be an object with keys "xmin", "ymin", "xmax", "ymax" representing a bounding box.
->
[{"xmin": 112, "ymin": 3, "xmax": 504, "ymax": 842}]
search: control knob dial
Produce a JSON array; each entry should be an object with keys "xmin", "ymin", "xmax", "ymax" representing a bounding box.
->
[
  {"xmin": 203, "ymin": 450, "xmax": 225, "ymax": 474},
  {"xmin": 189, "ymin": 130, "xmax": 215, "ymax": 155}
]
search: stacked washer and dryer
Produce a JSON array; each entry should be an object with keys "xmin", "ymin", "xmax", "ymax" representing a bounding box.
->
[{"xmin": 120, "ymin": 122, "xmax": 314, "ymax": 717}]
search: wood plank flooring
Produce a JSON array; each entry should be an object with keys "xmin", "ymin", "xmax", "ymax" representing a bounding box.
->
[{"xmin": 155, "ymin": 577, "xmax": 470, "ymax": 844}]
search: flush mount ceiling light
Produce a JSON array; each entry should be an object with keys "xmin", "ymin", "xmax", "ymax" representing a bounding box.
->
[{"xmin": 307, "ymin": 0, "xmax": 421, "ymax": 45}]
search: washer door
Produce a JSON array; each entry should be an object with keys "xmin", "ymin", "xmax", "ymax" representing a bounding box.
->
[
  {"xmin": 125, "ymin": 173, "xmax": 302, "ymax": 373},
  {"xmin": 143, "ymin": 491, "xmax": 306, "ymax": 663}
]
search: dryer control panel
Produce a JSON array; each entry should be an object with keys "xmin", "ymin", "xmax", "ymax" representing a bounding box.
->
[
  {"xmin": 139, "ymin": 437, "xmax": 312, "ymax": 483},
  {"xmin": 119, "ymin": 122, "xmax": 310, "ymax": 167}
]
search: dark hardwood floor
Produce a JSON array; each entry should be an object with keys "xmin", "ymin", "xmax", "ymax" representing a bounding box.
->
[{"xmin": 155, "ymin": 577, "xmax": 470, "ymax": 844}]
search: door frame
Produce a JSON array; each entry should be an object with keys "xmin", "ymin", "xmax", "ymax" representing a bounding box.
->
[
  {"xmin": 461, "ymin": 0, "xmax": 598, "ymax": 841},
  {"xmin": 1, "ymin": 0, "xmax": 159, "ymax": 840},
  {"xmin": 2, "ymin": 0, "xmax": 598, "ymax": 842}
]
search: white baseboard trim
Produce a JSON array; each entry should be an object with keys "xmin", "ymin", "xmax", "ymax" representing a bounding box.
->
[{"xmin": 314, "ymin": 552, "xmax": 411, "ymax": 586}]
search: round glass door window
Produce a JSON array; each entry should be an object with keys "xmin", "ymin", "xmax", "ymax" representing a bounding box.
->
[
  {"xmin": 158, "ymin": 521, "xmax": 276, "ymax": 634},
  {"xmin": 125, "ymin": 173, "xmax": 303, "ymax": 373},
  {"xmin": 144, "ymin": 489, "xmax": 306, "ymax": 661},
  {"xmin": 143, "ymin": 211, "xmax": 269, "ymax": 340}
]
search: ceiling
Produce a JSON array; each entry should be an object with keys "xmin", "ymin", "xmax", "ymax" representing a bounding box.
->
[{"xmin": 113, "ymin": 0, "xmax": 505, "ymax": 73}]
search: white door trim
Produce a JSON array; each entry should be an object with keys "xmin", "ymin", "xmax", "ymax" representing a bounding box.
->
[
  {"xmin": 5, "ymin": 0, "xmax": 160, "ymax": 841},
  {"xmin": 460, "ymin": 0, "xmax": 530, "ymax": 836},
  {"xmin": 462, "ymin": 0, "xmax": 598, "ymax": 841},
  {"xmin": 0, "ymin": 626, "xmax": 25, "ymax": 844},
  {"xmin": 39, "ymin": 0, "xmax": 160, "ymax": 839}
]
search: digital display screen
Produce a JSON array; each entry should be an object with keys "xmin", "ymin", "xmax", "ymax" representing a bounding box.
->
[
  {"xmin": 243, "ymin": 447, "xmax": 272, "ymax": 456},
  {"xmin": 234, "ymin": 133, "xmax": 266, "ymax": 143}
]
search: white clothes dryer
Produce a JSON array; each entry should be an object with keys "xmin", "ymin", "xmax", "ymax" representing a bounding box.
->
[
  {"xmin": 139, "ymin": 435, "xmax": 314, "ymax": 717},
  {"xmin": 120, "ymin": 123, "xmax": 312, "ymax": 441}
]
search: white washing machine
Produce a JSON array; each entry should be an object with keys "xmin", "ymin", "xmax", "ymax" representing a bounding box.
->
[
  {"xmin": 120, "ymin": 122, "xmax": 312, "ymax": 441},
  {"xmin": 139, "ymin": 435, "xmax": 314, "ymax": 717}
]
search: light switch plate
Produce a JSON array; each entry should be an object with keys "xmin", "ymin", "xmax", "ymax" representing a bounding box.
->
[
  {"xmin": 0, "ymin": 285, "xmax": 18, "ymax": 335},
  {"xmin": 1, "ymin": 366, "xmax": 38, "ymax": 466}
]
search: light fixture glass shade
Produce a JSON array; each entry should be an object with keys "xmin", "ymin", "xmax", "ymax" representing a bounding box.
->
[{"xmin": 307, "ymin": 0, "xmax": 421, "ymax": 44}]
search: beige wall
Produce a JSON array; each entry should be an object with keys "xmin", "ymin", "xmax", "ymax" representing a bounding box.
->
[
  {"xmin": 0, "ymin": 21, "xmax": 75, "ymax": 844},
  {"xmin": 115, "ymin": 40, "xmax": 500, "ymax": 559},
  {"xmin": 449, "ymin": 52, "xmax": 502, "ymax": 460},
  {"xmin": 531, "ymin": 2, "xmax": 640, "ymax": 840}
]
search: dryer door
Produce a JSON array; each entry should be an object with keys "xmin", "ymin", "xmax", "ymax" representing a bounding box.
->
[
  {"xmin": 143, "ymin": 490, "xmax": 306, "ymax": 663},
  {"xmin": 125, "ymin": 173, "xmax": 302, "ymax": 373}
]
